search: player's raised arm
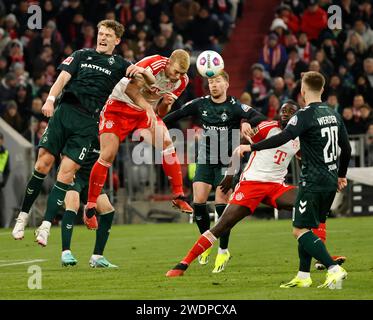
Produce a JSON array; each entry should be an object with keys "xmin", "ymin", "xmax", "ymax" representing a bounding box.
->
[
  {"xmin": 162, "ymin": 98, "xmax": 200, "ymax": 125},
  {"xmin": 41, "ymin": 70, "xmax": 71, "ymax": 118}
]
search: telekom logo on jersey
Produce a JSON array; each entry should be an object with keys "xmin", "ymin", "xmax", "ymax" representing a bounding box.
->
[{"xmin": 274, "ymin": 150, "xmax": 287, "ymax": 165}]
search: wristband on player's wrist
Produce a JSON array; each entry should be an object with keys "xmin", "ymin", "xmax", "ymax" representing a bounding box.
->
[{"xmin": 47, "ymin": 95, "xmax": 56, "ymax": 103}]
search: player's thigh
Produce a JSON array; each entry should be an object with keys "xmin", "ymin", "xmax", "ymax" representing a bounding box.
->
[
  {"xmin": 193, "ymin": 181, "xmax": 212, "ymax": 203},
  {"xmin": 211, "ymin": 204, "xmax": 251, "ymax": 237},
  {"xmin": 292, "ymin": 188, "xmax": 321, "ymax": 229},
  {"xmin": 193, "ymin": 164, "xmax": 215, "ymax": 186},
  {"xmin": 38, "ymin": 105, "xmax": 67, "ymax": 159},
  {"xmin": 63, "ymin": 118, "xmax": 97, "ymax": 166},
  {"xmin": 274, "ymin": 186, "xmax": 298, "ymax": 211},
  {"xmin": 97, "ymin": 194, "xmax": 114, "ymax": 214},
  {"xmin": 99, "ymin": 133, "xmax": 120, "ymax": 163}
]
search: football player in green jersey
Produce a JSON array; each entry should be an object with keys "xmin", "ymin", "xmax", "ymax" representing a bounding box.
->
[
  {"xmin": 163, "ymin": 70, "xmax": 265, "ymax": 273},
  {"xmin": 242, "ymin": 71, "xmax": 351, "ymax": 289},
  {"xmin": 60, "ymin": 138, "xmax": 117, "ymax": 268},
  {"xmin": 12, "ymin": 20, "xmax": 156, "ymax": 246}
]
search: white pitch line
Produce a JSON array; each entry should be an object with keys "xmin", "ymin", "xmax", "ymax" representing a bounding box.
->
[{"xmin": 0, "ymin": 259, "xmax": 47, "ymax": 267}]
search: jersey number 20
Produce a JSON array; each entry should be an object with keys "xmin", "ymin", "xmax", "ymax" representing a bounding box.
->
[{"xmin": 321, "ymin": 126, "xmax": 338, "ymax": 163}]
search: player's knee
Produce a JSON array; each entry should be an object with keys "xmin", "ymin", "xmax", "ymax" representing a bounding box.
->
[
  {"xmin": 35, "ymin": 150, "xmax": 54, "ymax": 174},
  {"xmin": 57, "ymin": 168, "xmax": 76, "ymax": 184}
]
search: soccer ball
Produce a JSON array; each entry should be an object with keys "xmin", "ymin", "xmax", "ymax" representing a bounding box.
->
[{"xmin": 196, "ymin": 50, "xmax": 224, "ymax": 77}]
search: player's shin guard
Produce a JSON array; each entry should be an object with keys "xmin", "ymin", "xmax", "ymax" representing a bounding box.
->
[
  {"xmin": 298, "ymin": 243, "xmax": 312, "ymax": 272},
  {"xmin": 87, "ymin": 158, "xmax": 111, "ymax": 211},
  {"xmin": 93, "ymin": 211, "xmax": 114, "ymax": 255},
  {"xmin": 298, "ymin": 230, "xmax": 335, "ymax": 269},
  {"xmin": 215, "ymin": 204, "xmax": 230, "ymax": 250},
  {"xmin": 312, "ymin": 222, "xmax": 326, "ymax": 243},
  {"xmin": 21, "ymin": 170, "xmax": 46, "ymax": 213},
  {"xmin": 161, "ymin": 147, "xmax": 184, "ymax": 196},
  {"xmin": 194, "ymin": 203, "xmax": 211, "ymax": 234},
  {"xmin": 61, "ymin": 210, "xmax": 77, "ymax": 251},
  {"xmin": 44, "ymin": 181, "xmax": 69, "ymax": 222},
  {"xmin": 181, "ymin": 230, "xmax": 217, "ymax": 265}
]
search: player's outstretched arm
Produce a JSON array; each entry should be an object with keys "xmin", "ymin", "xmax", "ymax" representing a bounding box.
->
[
  {"xmin": 162, "ymin": 98, "xmax": 199, "ymax": 125},
  {"xmin": 251, "ymin": 130, "xmax": 293, "ymax": 152},
  {"xmin": 41, "ymin": 70, "xmax": 71, "ymax": 117}
]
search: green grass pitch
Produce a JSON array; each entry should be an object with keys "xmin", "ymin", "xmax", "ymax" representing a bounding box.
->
[{"xmin": 1, "ymin": 216, "xmax": 372, "ymax": 300}]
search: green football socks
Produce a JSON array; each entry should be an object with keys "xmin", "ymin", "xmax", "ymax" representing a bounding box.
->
[
  {"xmin": 21, "ymin": 170, "xmax": 46, "ymax": 213},
  {"xmin": 93, "ymin": 211, "xmax": 115, "ymax": 255}
]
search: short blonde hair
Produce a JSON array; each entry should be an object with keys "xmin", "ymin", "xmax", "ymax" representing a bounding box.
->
[
  {"xmin": 97, "ymin": 20, "xmax": 125, "ymax": 39},
  {"xmin": 169, "ymin": 49, "xmax": 190, "ymax": 73},
  {"xmin": 302, "ymin": 71, "xmax": 325, "ymax": 92},
  {"xmin": 210, "ymin": 70, "xmax": 229, "ymax": 82}
]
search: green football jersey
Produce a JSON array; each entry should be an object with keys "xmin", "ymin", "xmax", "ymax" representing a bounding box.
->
[
  {"xmin": 58, "ymin": 48, "xmax": 131, "ymax": 118},
  {"xmin": 285, "ymin": 102, "xmax": 349, "ymax": 192},
  {"xmin": 163, "ymin": 95, "xmax": 265, "ymax": 164}
]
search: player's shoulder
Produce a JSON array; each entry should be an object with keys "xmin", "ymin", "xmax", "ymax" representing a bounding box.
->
[
  {"xmin": 230, "ymin": 96, "xmax": 252, "ymax": 111},
  {"xmin": 257, "ymin": 120, "xmax": 279, "ymax": 131},
  {"xmin": 137, "ymin": 55, "xmax": 167, "ymax": 66}
]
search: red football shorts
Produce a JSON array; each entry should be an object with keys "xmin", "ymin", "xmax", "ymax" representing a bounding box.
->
[
  {"xmin": 99, "ymin": 99, "xmax": 151, "ymax": 142},
  {"xmin": 228, "ymin": 180, "xmax": 296, "ymax": 213}
]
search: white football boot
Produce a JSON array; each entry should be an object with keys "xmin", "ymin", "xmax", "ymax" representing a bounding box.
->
[
  {"xmin": 35, "ymin": 221, "xmax": 51, "ymax": 247},
  {"xmin": 12, "ymin": 212, "xmax": 29, "ymax": 240}
]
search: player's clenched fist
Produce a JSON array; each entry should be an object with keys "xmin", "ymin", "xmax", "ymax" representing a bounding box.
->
[
  {"xmin": 41, "ymin": 99, "xmax": 55, "ymax": 118},
  {"xmin": 126, "ymin": 64, "xmax": 145, "ymax": 78}
]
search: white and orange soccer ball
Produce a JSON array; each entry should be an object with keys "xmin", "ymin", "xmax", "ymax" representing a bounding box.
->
[{"xmin": 196, "ymin": 50, "xmax": 224, "ymax": 77}]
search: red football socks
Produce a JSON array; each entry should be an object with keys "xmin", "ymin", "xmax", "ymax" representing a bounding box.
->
[
  {"xmin": 87, "ymin": 158, "xmax": 111, "ymax": 206},
  {"xmin": 181, "ymin": 231, "xmax": 217, "ymax": 265},
  {"xmin": 162, "ymin": 148, "xmax": 184, "ymax": 196},
  {"xmin": 312, "ymin": 222, "xmax": 326, "ymax": 243}
]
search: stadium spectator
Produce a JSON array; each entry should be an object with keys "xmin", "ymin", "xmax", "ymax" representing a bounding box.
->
[
  {"xmin": 270, "ymin": 17, "xmax": 288, "ymax": 45},
  {"xmin": 126, "ymin": 9, "xmax": 154, "ymax": 41},
  {"xmin": 283, "ymin": 46, "xmax": 308, "ymax": 81},
  {"xmin": 327, "ymin": 92, "xmax": 341, "ymax": 113},
  {"xmin": 4, "ymin": 39, "xmax": 24, "ymax": 68},
  {"xmin": 145, "ymin": 34, "xmax": 172, "ymax": 57},
  {"xmin": 184, "ymin": 6, "xmax": 222, "ymax": 52},
  {"xmin": 315, "ymin": 48, "xmax": 335, "ymax": 77},
  {"xmin": 352, "ymin": 18, "xmax": 373, "ymax": 49},
  {"xmin": 4, "ymin": 13, "xmax": 19, "ymax": 40},
  {"xmin": 272, "ymin": 76, "xmax": 289, "ymax": 104},
  {"xmin": 0, "ymin": 28, "xmax": 10, "ymax": 56},
  {"xmin": 340, "ymin": 0, "xmax": 359, "ymax": 29},
  {"xmin": 2, "ymin": 100, "xmax": 24, "ymax": 133},
  {"xmin": 0, "ymin": 56, "xmax": 8, "ymax": 79},
  {"xmin": 276, "ymin": 4, "xmax": 300, "ymax": 34},
  {"xmin": 41, "ymin": 0, "xmax": 58, "ymax": 27},
  {"xmin": 360, "ymin": 104, "xmax": 373, "ymax": 131},
  {"xmin": 0, "ymin": 131, "xmax": 10, "ymax": 191},
  {"xmin": 259, "ymin": 32, "xmax": 287, "ymax": 77},
  {"xmin": 353, "ymin": 75, "xmax": 373, "ymax": 107},
  {"xmin": 245, "ymin": 63, "xmax": 272, "ymax": 114},
  {"xmin": 344, "ymin": 31, "xmax": 367, "ymax": 59},
  {"xmin": 284, "ymin": 72, "xmax": 297, "ymax": 97},
  {"xmin": 342, "ymin": 106, "xmax": 363, "ymax": 135},
  {"xmin": 363, "ymin": 57, "xmax": 373, "ymax": 87},
  {"xmin": 172, "ymin": 0, "xmax": 200, "ymax": 35},
  {"xmin": 0, "ymin": 72, "xmax": 17, "ymax": 111},
  {"xmin": 296, "ymin": 31, "xmax": 315, "ymax": 64},
  {"xmin": 209, "ymin": 0, "xmax": 234, "ymax": 41},
  {"xmin": 15, "ymin": 82, "xmax": 32, "ymax": 119},
  {"xmin": 282, "ymin": 0, "xmax": 305, "ymax": 16},
  {"xmin": 320, "ymin": 31, "xmax": 343, "ymax": 68},
  {"xmin": 343, "ymin": 49, "xmax": 363, "ymax": 81},
  {"xmin": 300, "ymin": 0, "xmax": 328, "ymax": 43},
  {"xmin": 57, "ymin": 0, "xmax": 84, "ymax": 44},
  {"xmin": 266, "ymin": 94, "xmax": 281, "ymax": 120},
  {"xmin": 358, "ymin": 0, "xmax": 373, "ymax": 30}
]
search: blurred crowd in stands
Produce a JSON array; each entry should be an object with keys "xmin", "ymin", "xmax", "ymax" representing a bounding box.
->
[
  {"xmin": 0, "ymin": 0, "xmax": 373, "ymax": 167},
  {"xmin": 0, "ymin": 0, "xmax": 242, "ymax": 145},
  {"xmin": 242, "ymin": 0, "xmax": 373, "ymax": 165}
]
